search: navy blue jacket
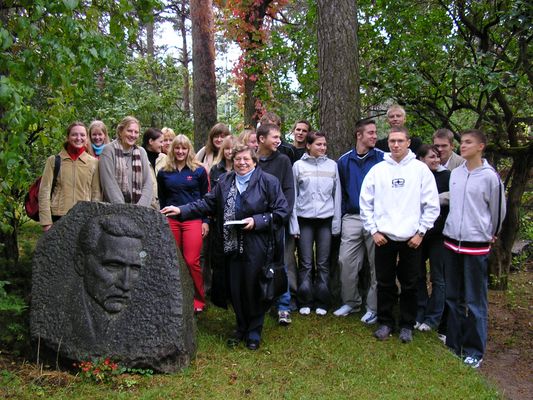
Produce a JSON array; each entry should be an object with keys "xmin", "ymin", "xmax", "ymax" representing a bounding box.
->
[
  {"xmin": 179, "ymin": 169, "xmax": 289, "ymax": 313},
  {"xmin": 337, "ymin": 148, "xmax": 384, "ymax": 215}
]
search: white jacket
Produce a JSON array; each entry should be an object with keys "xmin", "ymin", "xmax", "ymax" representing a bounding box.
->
[
  {"xmin": 290, "ymin": 153, "xmax": 342, "ymax": 235},
  {"xmin": 360, "ymin": 150, "xmax": 440, "ymax": 241}
]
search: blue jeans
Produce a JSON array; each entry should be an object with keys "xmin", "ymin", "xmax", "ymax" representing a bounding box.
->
[
  {"xmin": 444, "ymin": 248, "xmax": 489, "ymax": 359},
  {"xmin": 416, "ymin": 238, "xmax": 446, "ymax": 327},
  {"xmin": 276, "ymin": 227, "xmax": 291, "ymax": 312}
]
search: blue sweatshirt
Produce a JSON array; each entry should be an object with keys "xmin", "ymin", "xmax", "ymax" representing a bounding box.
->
[
  {"xmin": 157, "ymin": 166, "xmax": 210, "ymax": 222},
  {"xmin": 337, "ymin": 148, "xmax": 384, "ymax": 215}
]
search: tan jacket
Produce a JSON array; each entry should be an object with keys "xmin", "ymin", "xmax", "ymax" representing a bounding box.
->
[
  {"xmin": 38, "ymin": 149, "xmax": 101, "ymax": 226},
  {"xmin": 150, "ymin": 153, "xmax": 167, "ymax": 210}
]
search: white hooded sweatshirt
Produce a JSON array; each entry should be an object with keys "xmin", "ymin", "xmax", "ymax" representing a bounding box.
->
[{"xmin": 359, "ymin": 150, "xmax": 440, "ymax": 241}]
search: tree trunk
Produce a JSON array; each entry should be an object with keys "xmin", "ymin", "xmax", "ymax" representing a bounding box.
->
[
  {"xmin": 190, "ymin": 0, "xmax": 217, "ymax": 150},
  {"xmin": 178, "ymin": 1, "xmax": 191, "ymax": 117},
  {"xmin": 317, "ymin": 0, "xmax": 360, "ymax": 160},
  {"xmin": 146, "ymin": 21, "xmax": 155, "ymax": 57},
  {"xmin": 489, "ymin": 148, "xmax": 533, "ymax": 290},
  {"xmin": 0, "ymin": 228, "xmax": 18, "ymax": 264},
  {"xmin": 243, "ymin": 76, "xmax": 257, "ymax": 127}
]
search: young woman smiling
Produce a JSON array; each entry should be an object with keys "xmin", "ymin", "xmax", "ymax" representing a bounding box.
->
[
  {"xmin": 87, "ymin": 120, "xmax": 110, "ymax": 158},
  {"xmin": 38, "ymin": 121, "xmax": 101, "ymax": 231},
  {"xmin": 158, "ymin": 134, "xmax": 210, "ymax": 313},
  {"xmin": 289, "ymin": 131, "xmax": 341, "ymax": 316},
  {"xmin": 99, "ymin": 116, "xmax": 153, "ymax": 207}
]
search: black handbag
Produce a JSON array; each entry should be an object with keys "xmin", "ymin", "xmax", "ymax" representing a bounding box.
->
[{"xmin": 258, "ymin": 221, "xmax": 288, "ymax": 303}]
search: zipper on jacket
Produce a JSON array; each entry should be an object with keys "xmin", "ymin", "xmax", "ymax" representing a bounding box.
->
[{"xmin": 457, "ymin": 172, "xmax": 470, "ymax": 252}]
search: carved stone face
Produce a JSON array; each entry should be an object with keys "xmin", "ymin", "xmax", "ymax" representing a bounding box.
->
[{"xmin": 83, "ymin": 233, "xmax": 143, "ymax": 314}]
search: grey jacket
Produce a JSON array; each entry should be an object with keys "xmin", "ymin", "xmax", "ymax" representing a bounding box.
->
[
  {"xmin": 289, "ymin": 153, "xmax": 342, "ymax": 235},
  {"xmin": 443, "ymin": 160, "xmax": 506, "ymax": 243},
  {"xmin": 99, "ymin": 140, "xmax": 153, "ymax": 207}
]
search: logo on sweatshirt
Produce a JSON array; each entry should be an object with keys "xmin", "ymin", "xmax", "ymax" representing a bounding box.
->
[
  {"xmin": 187, "ymin": 175, "xmax": 193, "ymax": 181},
  {"xmin": 391, "ymin": 178, "xmax": 405, "ymax": 188}
]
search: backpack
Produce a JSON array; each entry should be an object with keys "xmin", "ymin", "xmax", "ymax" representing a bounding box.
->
[{"xmin": 25, "ymin": 155, "xmax": 61, "ymax": 222}]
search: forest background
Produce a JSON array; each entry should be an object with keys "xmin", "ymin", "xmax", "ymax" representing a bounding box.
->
[{"xmin": 0, "ymin": 1, "xmax": 531, "ymax": 299}]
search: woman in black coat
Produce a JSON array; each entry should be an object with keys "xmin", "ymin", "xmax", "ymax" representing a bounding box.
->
[{"xmin": 161, "ymin": 143, "xmax": 289, "ymax": 350}]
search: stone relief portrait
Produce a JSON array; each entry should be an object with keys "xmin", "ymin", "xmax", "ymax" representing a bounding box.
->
[{"xmin": 31, "ymin": 202, "xmax": 196, "ymax": 373}]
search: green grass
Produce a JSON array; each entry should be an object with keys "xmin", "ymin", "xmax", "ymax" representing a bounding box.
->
[
  {"xmin": 0, "ymin": 221, "xmax": 501, "ymax": 399},
  {"xmin": 1, "ymin": 307, "xmax": 500, "ymax": 399}
]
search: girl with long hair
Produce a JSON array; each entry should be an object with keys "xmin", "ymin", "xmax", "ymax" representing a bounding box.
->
[
  {"xmin": 99, "ymin": 116, "xmax": 152, "ymax": 206},
  {"xmin": 158, "ymin": 134, "xmax": 210, "ymax": 313}
]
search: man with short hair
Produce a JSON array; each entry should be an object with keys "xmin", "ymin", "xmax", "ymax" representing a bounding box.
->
[
  {"xmin": 376, "ymin": 105, "xmax": 422, "ymax": 154},
  {"xmin": 442, "ymin": 129, "xmax": 505, "ymax": 368},
  {"xmin": 432, "ymin": 128, "xmax": 464, "ymax": 170},
  {"xmin": 260, "ymin": 112, "xmax": 296, "ymax": 164},
  {"xmin": 256, "ymin": 123, "xmax": 295, "ymax": 325},
  {"xmin": 360, "ymin": 126, "xmax": 439, "ymax": 343},
  {"xmin": 334, "ymin": 119, "xmax": 384, "ymax": 324},
  {"xmin": 291, "ymin": 120, "xmax": 311, "ymax": 162}
]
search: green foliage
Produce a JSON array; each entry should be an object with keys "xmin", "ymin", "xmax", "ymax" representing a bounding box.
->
[
  {"xmin": 0, "ymin": 0, "xmax": 166, "ymax": 261},
  {"xmin": 0, "ymin": 280, "xmax": 28, "ymax": 351}
]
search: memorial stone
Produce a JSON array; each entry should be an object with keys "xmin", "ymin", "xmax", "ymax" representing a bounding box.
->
[{"xmin": 30, "ymin": 202, "xmax": 196, "ymax": 373}]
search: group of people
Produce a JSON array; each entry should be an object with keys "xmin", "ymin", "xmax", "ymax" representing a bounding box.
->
[{"xmin": 38, "ymin": 106, "xmax": 505, "ymax": 367}]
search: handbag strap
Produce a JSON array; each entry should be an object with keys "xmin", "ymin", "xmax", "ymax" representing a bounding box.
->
[{"xmin": 50, "ymin": 154, "xmax": 61, "ymax": 198}]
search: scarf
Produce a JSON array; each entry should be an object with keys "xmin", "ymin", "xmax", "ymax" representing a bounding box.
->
[
  {"xmin": 223, "ymin": 182, "xmax": 243, "ymax": 254},
  {"xmin": 235, "ymin": 168, "xmax": 255, "ymax": 194},
  {"xmin": 112, "ymin": 139, "xmax": 143, "ymax": 204},
  {"xmin": 66, "ymin": 143, "xmax": 85, "ymax": 160},
  {"xmin": 92, "ymin": 143, "xmax": 105, "ymax": 156}
]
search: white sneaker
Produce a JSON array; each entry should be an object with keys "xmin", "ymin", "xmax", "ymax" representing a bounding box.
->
[
  {"xmin": 315, "ymin": 308, "xmax": 327, "ymax": 316},
  {"xmin": 333, "ymin": 304, "xmax": 356, "ymax": 317},
  {"xmin": 414, "ymin": 321, "xmax": 422, "ymax": 330},
  {"xmin": 360, "ymin": 310, "xmax": 378, "ymax": 325},
  {"xmin": 418, "ymin": 322, "xmax": 432, "ymax": 332},
  {"xmin": 437, "ymin": 334, "xmax": 446, "ymax": 344},
  {"xmin": 299, "ymin": 307, "xmax": 311, "ymax": 315},
  {"xmin": 464, "ymin": 356, "xmax": 483, "ymax": 369}
]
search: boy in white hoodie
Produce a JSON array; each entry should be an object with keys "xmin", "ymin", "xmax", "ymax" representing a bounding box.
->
[
  {"xmin": 360, "ymin": 126, "xmax": 439, "ymax": 343},
  {"xmin": 442, "ymin": 129, "xmax": 506, "ymax": 368}
]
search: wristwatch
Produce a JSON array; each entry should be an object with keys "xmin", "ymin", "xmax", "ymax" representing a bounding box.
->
[{"xmin": 416, "ymin": 231, "xmax": 425, "ymax": 237}]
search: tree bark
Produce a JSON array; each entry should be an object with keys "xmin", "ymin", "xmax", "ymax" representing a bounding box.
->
[
  {"xmin": 190, "ymin": 0, "xmax": 217, "ymax": 150},
  {"xmin": 146, "ymin": 21, "xmax": 155, "ymax": 57},
  {"xmin": 489, "ymin": 147, "xmax": 533, "ymax": 290},
  {"xmin": 317, "ymin": 0, "xmax": 360, "ymax": 160},
  {"xmin": 178, "ymin": 0, "xmax": 191, "ymax": 117}
]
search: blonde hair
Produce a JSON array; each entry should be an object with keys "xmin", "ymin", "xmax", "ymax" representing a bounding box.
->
[
  {"xmin": 164, "ymin": 134, "xmax": 203, "ymax": 172},
  {"xmin": 213, "ymin": 135, "xmax": 236, "ymax": 165},
  {"xmin": 238, "ymin": 127, "xmax": 256, "ymax": 146},
  {"xmin": 116, "ymin": 116, "xmax": 140, "ymax": 144},
  {"xmin": 87, "ymin": 120, "xmax": 110, "ymax": 156},
  {"xmin": 387, "ymin": 104, "xmax": 406, "ymax": 118},
  {"xmin": 161, "ymin": 127, "xmax": 176, "ymax": 141}
]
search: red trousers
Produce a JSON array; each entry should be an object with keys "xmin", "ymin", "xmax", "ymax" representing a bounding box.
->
[{"xmin": 167, "ymin": 218, "xmax": 205, "ymax": 310}]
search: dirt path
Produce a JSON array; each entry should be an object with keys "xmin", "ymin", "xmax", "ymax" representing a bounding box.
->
[{"xmin": 481, "ymin": 267, "xmax": 533, "ymax": 400}]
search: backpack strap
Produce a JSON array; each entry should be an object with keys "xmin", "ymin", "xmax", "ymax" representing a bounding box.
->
[{"xmin": 51, "ymin": 154, "xmax": 61, "ymax": 197}]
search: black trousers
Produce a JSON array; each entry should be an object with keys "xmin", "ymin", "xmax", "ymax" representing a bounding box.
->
[{"xmin": 375, "ymin": 239, "xmax": 421, "ymax": 330}]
